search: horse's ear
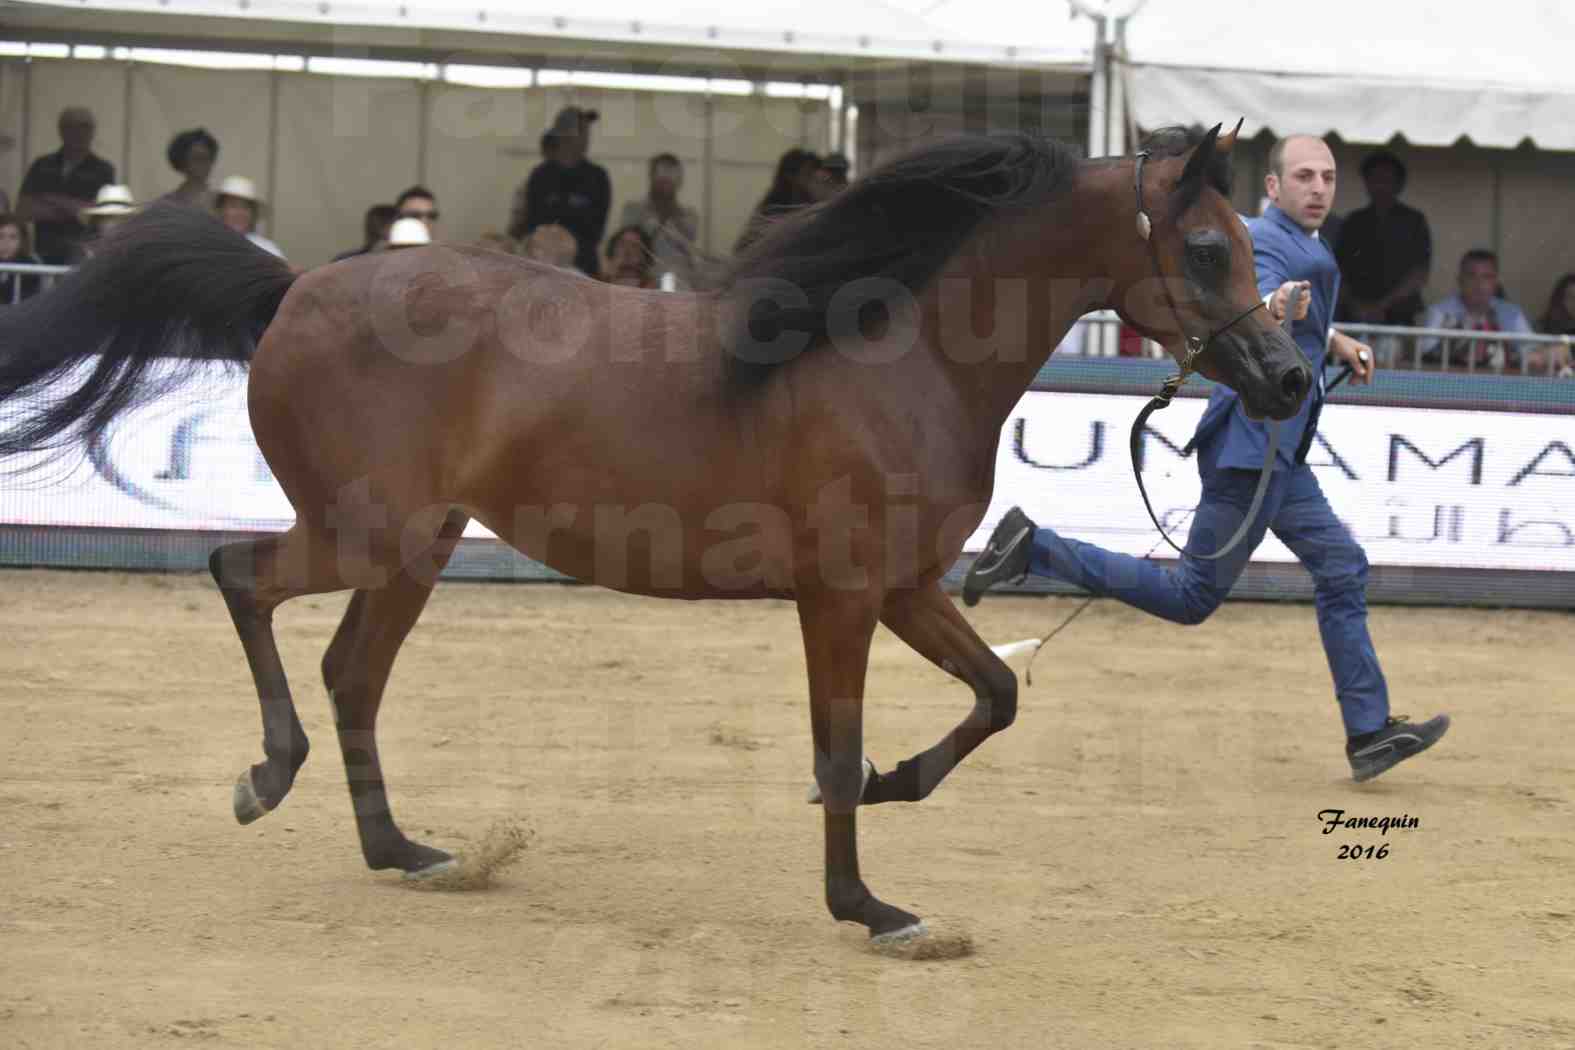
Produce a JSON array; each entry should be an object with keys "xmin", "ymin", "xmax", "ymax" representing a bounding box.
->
[
  {"xmin": 1218, "ymin": 118, "xmax": 1244, "ymax": 154},
  {"xmin": 1179, "ymin": 123, "xmax": 1223, "ymax": 186}
]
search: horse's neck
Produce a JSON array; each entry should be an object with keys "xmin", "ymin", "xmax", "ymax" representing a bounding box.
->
[{"xmin": 926, "ymin": 168, "xmax": 1123, "ymax": 429}]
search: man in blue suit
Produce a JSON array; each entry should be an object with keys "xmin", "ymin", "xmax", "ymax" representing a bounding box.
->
[{"xmin": 964, "ymin": 135, "xmax": 1449, "ymax": 783}]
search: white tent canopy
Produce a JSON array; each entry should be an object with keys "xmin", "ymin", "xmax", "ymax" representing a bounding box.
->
[
  {"xmin": 10, "ymin": 0, "xmax": 1572, "ymax": 149},
  {"xmin": 1120, "ymin": 0, "xmax": 1575, "ymax": 150},
  {"xmin": 4, "ymin": 0, "xmax": 1092, "ymax": 68},
  {"xmin": 917, "ymin": 0, "xmax": 1575, "ymax": 152}
]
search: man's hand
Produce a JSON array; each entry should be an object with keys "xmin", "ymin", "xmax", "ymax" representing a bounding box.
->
[
  {"xmin": 1329, "ymin": 330, "xmax": 1375, "ymax": 385},
  {"xmin": 1269, "ymin": 280, "xmax": 1312, "ymax": 322}
]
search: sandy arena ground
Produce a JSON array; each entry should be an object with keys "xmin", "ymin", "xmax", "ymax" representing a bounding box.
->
[{"xmin": 1, "ymin": 567, "xmax": 1572, "ymax": 1049}]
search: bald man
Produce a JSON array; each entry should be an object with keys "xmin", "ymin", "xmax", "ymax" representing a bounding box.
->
[
  {"xmin": 966, "ymin": 133, "xmax": 1449, "ymax": 783},
  {"xmin": 17, "ymin": 107, "xmax": 117, "ymax": 265}
]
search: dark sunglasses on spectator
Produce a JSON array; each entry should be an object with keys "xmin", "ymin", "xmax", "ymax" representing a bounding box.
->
[{"xmin": 401, "ymin": 209, "xmax": 440, "ymax": 221}]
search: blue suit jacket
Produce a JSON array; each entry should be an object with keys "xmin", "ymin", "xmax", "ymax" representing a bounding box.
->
[{"xmin": 1190, "ymin": 205, "xmax": 1338, "ymax": 471}]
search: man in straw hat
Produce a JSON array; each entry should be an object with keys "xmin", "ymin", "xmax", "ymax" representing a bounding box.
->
[
  {"xmin": 215, "ymin": 175, "xmax": 285, "ymax": 260},
  {"xmin": 76, "ymin": 184, "xmax": 138, "ymax": 262}
]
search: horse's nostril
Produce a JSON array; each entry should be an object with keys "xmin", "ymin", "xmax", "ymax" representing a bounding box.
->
[{"xmin": 1280, "ymin": 365, "xmax": 1310, "ymax": 402}]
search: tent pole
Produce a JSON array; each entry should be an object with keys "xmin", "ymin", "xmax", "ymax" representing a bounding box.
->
[
  {"xmin": 267, "ymin": 66, "xmax": 280, "ymax": 239},
  {"xmin": 1490, "ymin": 154, "xmax": 1503, "ymax": 258},
  {"xmin": 1087, "ymin": 13, "xmax": 1106, "ymax": 160},
  {"xmin": 121, "ymin": 59, "xmax": 133, "ymax": 184},
  {"xmin": 20, "ymin": 56, "xmax": 32, "ymax": 186},
  {"xmin": 702, "ymin": 92, "xmax": 714, "ymax": 256}
]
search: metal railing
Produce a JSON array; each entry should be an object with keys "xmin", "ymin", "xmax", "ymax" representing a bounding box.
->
[
  {"xmin": 1332, "ymin": 322, "xmax": 1573, "ymax": 377},
  {"xmin": 6, "ymin": 266, "xmax": 1572, "ymax": 378},
  {"xmin": 0, "ymin": 261, "xmax": 72, "ymax": 305},
  {"xmin": 1057, "ymin": 312, "xmax": 1574, "ymax": 378}
]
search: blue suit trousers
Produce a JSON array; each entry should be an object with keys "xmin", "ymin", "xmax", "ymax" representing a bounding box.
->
[{"xmin": 1028, "ymin": 438, "xmax": 1389, "ymax": 736}]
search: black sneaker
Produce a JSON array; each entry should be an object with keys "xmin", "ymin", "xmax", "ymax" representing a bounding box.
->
[
  {"xmin": 1346, "ymin": 714, "xmax": 1451, "ymax": 783},
  {"xmin": 961, "ymin": 507, "xmax": 1037, "ymax": 607}
]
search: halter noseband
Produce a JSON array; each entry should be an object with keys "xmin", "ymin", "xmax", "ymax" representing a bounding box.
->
[{"xmin": 1127, "ymin": 147, "xmax": 1280, "ymax": 562}]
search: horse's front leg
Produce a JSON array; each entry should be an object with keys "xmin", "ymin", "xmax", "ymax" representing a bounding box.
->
[
  {"xmin": 797, "ymin": 589, "xmax": 924, "ymax": 942},
  {"xmin": 862, "ymin": 581, "xmax": 1019, "ymax": 804}
]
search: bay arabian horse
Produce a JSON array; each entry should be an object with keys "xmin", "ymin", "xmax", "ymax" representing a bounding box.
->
[{"xmin": 0, "ymin": 123, "xmax": 1309, "ymax": 943}]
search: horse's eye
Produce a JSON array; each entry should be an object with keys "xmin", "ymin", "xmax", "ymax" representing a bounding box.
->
[{"xmin": 1188, "ymin": 244, "xmax": 1223, "ymax": 270}]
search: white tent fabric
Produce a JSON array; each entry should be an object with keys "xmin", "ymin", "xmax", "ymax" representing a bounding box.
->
[
  {"xmin": 5, "ymin": 0, "xmax": 1092, "ymax": 67},
  {"xmin": 1125, "ymin": 64, "xmax": 1573, "ymax": 151},
  {"xmin": 916, "ymin": 0, "xmax": 1575, "ymax": 151}
]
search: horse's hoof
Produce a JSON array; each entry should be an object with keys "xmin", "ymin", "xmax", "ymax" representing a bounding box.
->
[
  {"xmin": 401, "ymin": 856, "xmax": 461, "ymax": 881},
  {"xmin": 806, "ymin": 757, "xmax": 876, "ymax": 804},
  {"xmin": 870, "ymin": 921, "xmax": 928, "ymax": 946},
  {"xmin": 233, "ymin": 769, "xmax": 271, "ymax": 825}
]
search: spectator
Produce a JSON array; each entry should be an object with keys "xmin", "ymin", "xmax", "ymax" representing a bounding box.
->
[
  {"xmin": 332, "ymin": 203, "xmax": 398, "ymax": 261},
  {"xmin": 734, "ymin": 147, "xmax": 820, "ymax": 254},
  {"xmin": 160, "ymin": 128, "xmax": 219, "ymax": 210},
  {"xmin": 522, "ymin": 223, "xmax": 577, "ymax": 270},
  {"xmin": 214, "ymin": 175, "xmax": 284, "ymax": 259},
  {"xmin": 1419, "ymin": 250, "xmax": 1566, "ymax": 373},
  {"xmin": 619, "ymin": 153, "xmax": 701, "ymax": 290},
  {"xmin": 1335, "ymin": 149, "xmax": 1431, "ymax": 326},
  {"xmin": 811, "ymin": 151, "xmax": 851, "ymax": 201},
  {"xmin": 385, "ymin": 217, "xmax": 431, "ymax": 250},
  {"xmin": 1539, "ymin": 273, "xmax": 1575, "ymax": 336},
  {"xmin": 507, "ymin": 107, "xmax": 611, "ymax": 277},
  {"xmin": 395, "ymin": 185, "xmax": 440, "ymax": 238},
  {"xmin": 75, "ymin": 184, "xmax": 138, "ymax": 262},
  {"xmin": 16, "ymin": 106, "xmax": 116, "ymax": 265},
  {"xmin": 602, "ymin": 224, "xmax": 657, "ymax": 288},
  {"xmin": 0, "ymin": 212, "xmax": 45, "ymax": 305}
]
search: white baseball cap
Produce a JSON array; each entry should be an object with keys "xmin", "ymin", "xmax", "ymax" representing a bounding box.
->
[{"xmin": 387, "ymin": 216, "xmax": 432, "ymax": 248}]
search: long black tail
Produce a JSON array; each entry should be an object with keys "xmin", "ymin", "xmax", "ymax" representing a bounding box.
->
[{"xmin": 0, "ymin": 203, "xmax": 297, "ymax": 462}]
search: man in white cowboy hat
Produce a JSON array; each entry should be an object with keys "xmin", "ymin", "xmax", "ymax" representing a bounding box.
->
[
  {"xmin": 76, "ymin": 183, "xmax": 138, "ymax": 262},
  {"xmin": 214, "ymin": 175, "xmax": 284, "ymax": 260},
  {"xmin": 384, "ymin": 216, "xmax": 431, "ymax": 250}
]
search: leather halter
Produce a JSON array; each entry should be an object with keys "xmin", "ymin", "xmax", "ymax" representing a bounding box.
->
[{"xmin": 1127, "ymin": 147, "xmax": 1280, "ymax": 562}]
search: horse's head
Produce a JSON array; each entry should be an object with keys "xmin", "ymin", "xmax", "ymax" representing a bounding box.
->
[{"xmin": 1120, "ymin": 122, "xmax": 1312, "ymax": 421}]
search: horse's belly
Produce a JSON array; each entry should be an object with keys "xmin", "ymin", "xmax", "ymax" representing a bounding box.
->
[{"xmin": 470, "ymin": 490, "xmax": 795, "ymax": 601}]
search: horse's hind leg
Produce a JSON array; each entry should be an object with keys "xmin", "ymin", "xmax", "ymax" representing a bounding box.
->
[
  {"xmin": 862, "ymin": 582, "xmax": 1018, "ymax": 804},
  {"xmin": 321, "ymin": 510, "xmax": 468, "ymax": 876},
  {"xmin": 210, "ymin": 527, "xmax": 347, "ymax": 823}
]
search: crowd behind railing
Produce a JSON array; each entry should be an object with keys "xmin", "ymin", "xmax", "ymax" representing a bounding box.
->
[
  {"xmin": 4, "ymin": 106, "xmax": 1572, "ymax": 380},
  {"xmin": 0, "ymin": 104, "xmax": 851, "ymax": 300}
]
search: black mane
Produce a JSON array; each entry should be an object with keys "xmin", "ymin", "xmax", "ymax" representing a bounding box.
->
[{"xmin": 715, "ymin": 133, "xmax": 1079, "ymax": 388}]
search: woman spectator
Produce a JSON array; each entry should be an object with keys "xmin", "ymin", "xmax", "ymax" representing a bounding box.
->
[
  {"xmin": 160, "ymin": 128, "xmax": 219, "ymax": 210},
  {"xmin": 602, "ymin": 225, "xmax": 657, "ymax": 288},
  {"xmin": 1538, "ymin": 273, "xmax": 1575, "ymax": 376},
  {"xmin": 214, "ymin": 175, "xmax": 284, "ymax": 260},
  {"xmin": 733, "ymin": 148, "xmax": 821, "ymax": 254},
  {"xmin": 0, "ymin": 212, "xmax": 45, "ymax": 305},
  {"xmin": 1539, "ymin": 273, "xmax": 1575, "ymax": 335}
]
